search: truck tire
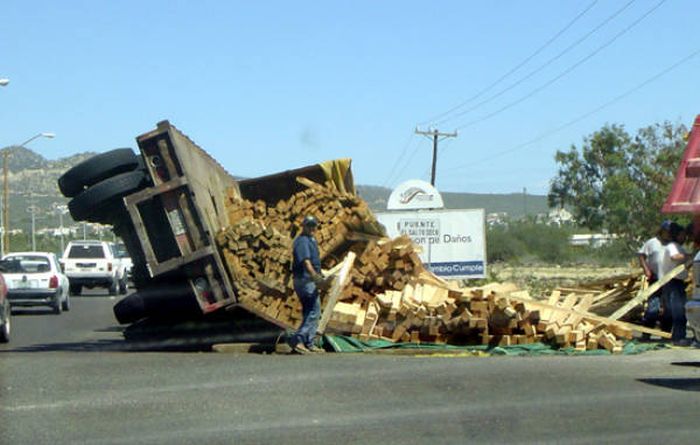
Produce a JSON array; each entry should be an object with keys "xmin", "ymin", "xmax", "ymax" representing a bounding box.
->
[
  {"xmin": 113, "ymin": 282, "xmax": 199, "ymax": 325},
  {"xmin": 114, "ymin": 293, "xmax": 146, "ymax": 324},
  {"xmin": 69, "ymin": 283, "xmax": 82, "ymax": 295},
  {"xmin": 68, "ymin": 170, "xmax": 147, "ymax": 222},
  {"xmin": 58, "ymin": 148, "xmax": 140, "ymax": 198}
]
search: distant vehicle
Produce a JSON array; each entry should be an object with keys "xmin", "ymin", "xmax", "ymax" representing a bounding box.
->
[
  {"xmin": 0, "ymin": 252, "xmax": 70, "ymax": 315},
  {"xmin": 0, "ymin": 272, "xmax": 9, "ymax": 342},
  {"xmin": 61, "ymin": 240, "xmax": 128, "ymax": 295},
  {"xmin": 111, "ymin": 242, "xmax": 133, "ymax": 282}
]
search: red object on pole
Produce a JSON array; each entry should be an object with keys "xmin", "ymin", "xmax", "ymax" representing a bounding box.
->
[{"xmin": 663, "ymin": 115, "xmax": 700, "ymax": 214}]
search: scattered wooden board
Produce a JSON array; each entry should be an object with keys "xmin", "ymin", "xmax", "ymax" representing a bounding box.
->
[
  {"xmin": 318, "ymin": 252, "xmax": 357, "ymax": 334},
  {"xmin": 608, "ymin": 264, "xmax": 686, "ymax": 321}
]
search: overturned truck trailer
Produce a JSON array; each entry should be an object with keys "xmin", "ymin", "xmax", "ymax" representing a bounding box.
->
[{"xmin": 58, "ymin": 120, "xmax": 356, "ymax": 325}]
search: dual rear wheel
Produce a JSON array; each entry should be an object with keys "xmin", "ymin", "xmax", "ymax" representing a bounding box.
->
[{"xmin": 58, "ymin": 148, "xmax": 150, "ymax": 224}]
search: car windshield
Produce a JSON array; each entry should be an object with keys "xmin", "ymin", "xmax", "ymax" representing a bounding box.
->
[
  {"xmin": 67, "ymin": 245, "xmax": 105, "ymax": 259},
  {"xmin": 0, "ymin": 256, "xmax": 51, "ymax": 274}
]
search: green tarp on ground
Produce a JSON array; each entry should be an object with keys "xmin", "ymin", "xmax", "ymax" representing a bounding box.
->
[{"xmin": 321, "ymin": 335, "xmax": 670, "ymax": 356}]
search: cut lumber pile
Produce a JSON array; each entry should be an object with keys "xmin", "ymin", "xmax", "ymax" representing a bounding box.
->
[
  {"xmin": 326, "ymin": 283, "xmax": 642, "ymax": 351},
  {"xmin": 216, "ymin": 177, "xmax": 383, "ymax": 328},
  {"xmin": 215, "ymin": 177, "xmax": 665, "ymax": 353},
  {"xmin": 557, "ymin": 274, "xmax": 642, "ymax": 318},
  {"xmin": 554, "ymin": 270, "xmax": 687, "ymax": 324}
]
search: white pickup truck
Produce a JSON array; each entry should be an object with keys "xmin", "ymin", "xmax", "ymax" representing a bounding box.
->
[{"xmin": 61, "ymin": 240, "xmax": 128, "ymax": 295}]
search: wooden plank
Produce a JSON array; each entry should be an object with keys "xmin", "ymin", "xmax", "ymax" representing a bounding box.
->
[
  {"xmin": 345, "ymin": 231, "xmax": 386, "ymax": 243},
  {"xmin": 317, "ymin": 252, "xmax": 356, "ymax": 334},
  {"xmin": 506, "ymin": 293, "xmax": 672, "ymax": 339},
  {"xmin": 557, "ymin": 287, "xmax": 602, "ymax": 295},
  {"xmin": 539, "ymin": 290, "xmax": 561, "ymax": 323},
  {"xmin": 549, "ymin": 294, "xmax": 577, "ymax": 325},
  {"xmin": 608, "ymin": 264, "xmax": 687, "ymax": 321},
  {"xmin": 562, "ymin": 294, "xmax": 594, "ymax": 326},
  {"xmin": 589, "ymin": 287, "xmax": 634, "ymax": 312},
  {"xmin": 591, "ymin": 286, "xmax": 627, "ymax": 304}
]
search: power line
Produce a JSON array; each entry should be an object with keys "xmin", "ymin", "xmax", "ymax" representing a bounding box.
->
[
  {"xmin": 441, "ymin": 45, "xmax": 700, "ymax": 176},
  {"xmin": 384, "ymin": 136, "xmax": 423, "ymax": 188},
  {"xmin": 434, "ymin": 0, "xmax": 636, "ymax": 127},
  {"xmin": 382, "ymin": 132, "xmax": 416, "ymax": 188},
  {"xmin": 419, "ymin": 0, "xmax": 600, "ymax": 127},
  {"xmin": 451, "ymin": 0, "xmax": 667, "ymax": 132}
]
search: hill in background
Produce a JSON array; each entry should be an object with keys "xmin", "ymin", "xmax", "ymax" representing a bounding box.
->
[
  {"xmin": 356, "ymin": 185, "xmax": 548, "ymax": 218},
  {"xmin": 0, "ymin": 146, "xmax": 550, "ymax": 233},
  {"xmin": 2, "ymin": 145, "xmax": 96, "ymax": 197},
  {"xmin": 0, "ymin": 145, "xmax": 97, "ymax": 231}
]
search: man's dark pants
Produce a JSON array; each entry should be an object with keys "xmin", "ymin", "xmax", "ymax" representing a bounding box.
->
[
  {"xmin": 289, "ymin": 278, "xmax": 320, "ymax": 348},
  {"xmin": 663, "ymin": 279, "xmax": 688, "ymax": 342},
  {"xmin": 643, "ymin": 276, "xmax": 672, "ymax": 334}
]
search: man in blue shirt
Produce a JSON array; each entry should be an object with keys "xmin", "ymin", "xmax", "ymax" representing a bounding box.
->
[{"xmin": 289, "ymin": 215, "xmax": 325, "ymax": 354}]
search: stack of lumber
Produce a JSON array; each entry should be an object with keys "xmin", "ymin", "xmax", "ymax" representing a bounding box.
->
[
  {"xmin": 216, "ymin": 217, "xmax": 302, "ymax": 326},
  {"xmin": 223, "ymin": 177, "xmax": 383, "ymax": 259},
  {"xmin": 326, "ymin": 282, "xmax": 637, "ymax": 352},
  {"xmin": 216, "ymin": 177, "xmax": 666, "ymax": 353},
  {"xmin": 216, "ymin": 176, "xmax": 384, "ymax": 328}
]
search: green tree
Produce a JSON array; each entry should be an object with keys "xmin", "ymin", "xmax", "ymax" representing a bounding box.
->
[
  {"xmin": 548, "ymin": 121, "xmax": 687, "ymax": 246},
  {"xmin": 487, "ymin": 220, "xmax": 573, "ymax": 264}
]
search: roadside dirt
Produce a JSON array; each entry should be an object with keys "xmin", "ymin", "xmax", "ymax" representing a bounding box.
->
[{"xmin": 486, "ymin": 263, "xmax": 638, "ymax": 295}]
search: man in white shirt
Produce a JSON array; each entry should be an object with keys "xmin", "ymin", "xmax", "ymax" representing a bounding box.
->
[{"xmin": 638, "ymin": 221, "xmax": 671, "ymax": 336}]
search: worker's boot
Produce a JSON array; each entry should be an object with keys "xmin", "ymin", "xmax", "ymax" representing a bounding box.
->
[{"xmin": 292, "ymin": 343, "xmax": 312, "ymax": 355}]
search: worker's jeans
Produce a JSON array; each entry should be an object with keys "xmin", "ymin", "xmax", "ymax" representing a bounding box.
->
[
  {"xmin": 643, "ymin": 289, "xmax": 672, "ymax": 333},
  {"xmin": 290, "ymin": 279, "xmax": 320, "ymax": 348},
  {"xmin": 643, "ymin": 292, "xmax": 663, "ymax": 328},
  {"xmin": 663, "ymin": 279, "xmax": 688, "ymax": 342}
]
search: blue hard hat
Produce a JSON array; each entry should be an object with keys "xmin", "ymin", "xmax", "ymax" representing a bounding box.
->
[
  {"xmin": 302, "ymin": 215, "xmax": 318, "ymax": 227},
  {"xmin": 660, "ymin": 220, "xmax": 672, "ymax": 232}
]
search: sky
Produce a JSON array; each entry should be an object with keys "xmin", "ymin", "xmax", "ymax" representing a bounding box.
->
[{"xmin": 2, "ymin": 0, "xmax": 700, "ymax": 195}]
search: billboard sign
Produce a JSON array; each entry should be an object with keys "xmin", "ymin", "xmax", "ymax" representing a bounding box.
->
[{"xmin": 376, "ymin": 209, "xmax": 486, "ymax": 279}]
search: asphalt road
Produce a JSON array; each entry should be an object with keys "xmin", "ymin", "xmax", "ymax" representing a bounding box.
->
[{"xmin": 1, "ymin": 292, "xmax": 700, "ymax": 444}]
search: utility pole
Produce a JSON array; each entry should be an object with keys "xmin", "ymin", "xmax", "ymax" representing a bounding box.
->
[
  {"xmin": 415, "ymin": 128, "xmax": 457, "ymax": 186},
  {"xmin": 27, "ymin": 202, "xmax": 39, "ymax": 252},
  {"xmin": 1, "ymin": 133, "xmax": 54, "ymax": 255},
  {"xmin": 54, "ymin": 205, "xmax": 68, "ymax": 254},
  {"xmin": 3, "ymin": 150, "xmax": 9, "ymax": 255}
]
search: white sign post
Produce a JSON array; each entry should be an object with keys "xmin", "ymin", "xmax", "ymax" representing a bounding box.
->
[{"xmin": 376, "ymin": 209, "xmax": 487, "ymax": 279}]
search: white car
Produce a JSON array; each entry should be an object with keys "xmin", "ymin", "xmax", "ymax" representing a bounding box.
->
[
  {"xmin": 62, "ymin": 240, "xmax": 128, "ymax": 295},
  {"xmin": 111, "ymin": 242, "xmax": 133, "ymax": 282},
  {"xmin": 0, "ymin": 252, "xmax": 70, "ymax": 314}
]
